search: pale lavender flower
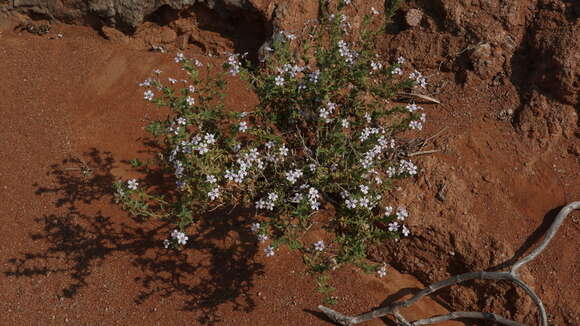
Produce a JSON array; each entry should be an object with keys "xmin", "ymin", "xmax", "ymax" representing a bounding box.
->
[
  {"xmin": 251, "ymin": 222, "xmax": 261, "ymax": 233},
  {"xmin": 402, "ymin": 225, "xmax": 411, "ymax": 237},
  {"xmin": 275, "ymin": 75, "xmax": 285, "ymax": 86},
  {"xmin": 144, "ymin": 90, "xmax": 154, "ymax": 101},
  {"xmin": 208, "ymin": 187, "xmax": 220, "ymax": 200},
  {"xmin": 175, "ymin": 52, "xmax": 185, "ymax": 63},
  {"xmin": 314, "ymin": 240, "xmax": 325, "ymax": 252},
  {"xmin": 409, "ymin": 120, "xmax": 423, "ymax": 130},
  {"xmin": 396, "ymin": 207, "xmax": 408, "ymax": 221},
  {"xmin": 127, "ymin": 179, "xmax": 138, "ymax": 190},
  {"xmin": 392, "ymin": 67, "xmax": 403, "ymax": 75},
  {"xmin": 264, "ymin": 246, "xmax": 275, "ymax": 257},
  {"xmin": 239, "ymin": 121, "xmax": 248, "ymax": 132},
  {"xmin": 177, "ymin": 117, "xmax": 187, "ymax": 125},
  {"xmin": 359, "ymin": 185, "xmax": 369, "ymax": 194},
  {"xmin": 377, "ymin": 264, "xmax": 388, "ymax": 278}
]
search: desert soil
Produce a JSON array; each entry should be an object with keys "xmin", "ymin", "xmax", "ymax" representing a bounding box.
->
[{"xmin": 0, "ymin": 1, "xmax": 578, "ymax": 325}]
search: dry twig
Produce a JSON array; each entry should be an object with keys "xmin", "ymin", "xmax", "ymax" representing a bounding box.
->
[{"xmin": 319, "ymin": 201, "xmax": 580, "ymax": 326}]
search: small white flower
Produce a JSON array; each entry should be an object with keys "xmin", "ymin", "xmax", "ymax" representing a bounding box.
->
[
  {"xmin": 257, "ymin": 234, "xmax": 269, "ymax": 242},
  {"xmin": 285, "ymin": 169, "xmax": 303, "ymax": 184},
  {"xmin": 406, "ymin": 103, "xmax": 422, "ymax": 112},
  {"xmin": 392, "ymin": 67, "xmax": 403, "ymax": 75},
  {"xmin": 371, "ymin": 61, "xmax": 382, "ymax": 71},
  {"xmin": 177, "ymin": 234, "xmax": 188, "ymax": 245},
  {"xmin": 409, "ymin": 120, "xmax": 423, "ymax": 130},
  {"xmin": 186, "ymin": 96, "xmax": 195, "ymax": 106},
  {"xmin": 359, "ymin": 185, "xmax": 369, "ymax": 194},
  {"xmin": 204, "ymin": 133, "xmax": 216, "ymax": 144},
  {"xmin": 275, "ymin": 75, "xmax": 285, "ymax": 86},
  {"xmin": 127, "ymin": 179, "xmax": 138, "ymax": 190},
  {"xmin": 309, "ymin": 163, "xmax": 317, "ymax": 172},
  {"xmin": 396, "ymin": 207, "xmax": 408, "ymax": 221},
  {"xmin": 344, "ymin": 199, "xmax": 357, "ymax": 209},
  {"xmin": 144, "ymin": 90, "xmax": 154, "ymax": 101},
  {"xmin": 176, "ymin": 117, "xmax": 187, "ymax": 125},
  {"xmin": 139, "ymin": 78, "xmax": 152, "ymax": 87},
  {"xmin": 206, "ymin": 175, "xmax": 217, "ymax": 184},
  {"xmin": 402, "ymin": 225, "xmax": 411, "ymax": 237},
  {"xmin": 265, "ymin": 141, "xmax": 275, "ymax": 149},
  {"xmin": 163, "ymin": 239, "xmax": 171, "ymax": 249},
  {"xmin": 168, "ymin": 77, "xmax": 177, "ymax": 84},
  {"xmin": 239, "ymin": 121, "xmax": 248, "ymax": 132},
  {"xmin": 175, "ymin": 52, "xmax": 185, "ymax": 63},
  {"xmin": 397, "ymin": 56, "xmax": 405, "ymax": 64},
  {"xmin": 371, "ymin": 7, "xmax": 380, "ymax": 15},
  {"xmin": 153, "ymin": 69, "xmax": 162, "ymax": 75},
  {"xmin": 208, "ymin": 187, "xmax": 220, "ymax": 200},
  {"xmin": 188, "ymin": 85, "xmax": 196, "ymax": 93},
  {"xmin": 359, "ymin": 197, "xmax": 371, "ymax": 209},
  {"xmin": 264, "ymin": 246, "xmax": 275, "ymax": 257},
  {"xmin": 377, "ymin": 264, "xmax": 388, "ymax": 278},
  {"xmin": 409, "ymin": 70, "xmax": 428, "ymax": 88},
  {"xmin": 388, "ymin": 221, "xmax": 399, "ymax": 232},
  {"xmin": 251, "ymin": 222, "xmax": 261, "ymax": 233},
  {"xmin": 385, "ymin": 206, "xmax": 394, "ymax": 216},
  {"xmin": 279, "ymin": 145, "xmax": 289, "ymax": 157},
  {"xmin": 171, "ymin": 230, "xmax": 189, "ymax": 245},
  {"xmin": 341, "ymin": 119, "xmax": 350, "ymax": 128},
  {"xmin": 314, "ymin": 240, "xmax": 325, "ymax": 252}
]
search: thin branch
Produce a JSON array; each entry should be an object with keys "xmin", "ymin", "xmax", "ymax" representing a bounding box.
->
[
  {"xmin": 423, "ymin": 127, "xmax": 448, "ymax": 143},
  {"xmin": 412, "ymin": 311, "xmax": 525, "ymax": 326},
  {"xmin": 407, "ymin": 149, "xmax": 440, "ymax": 157},
  {"xmin": 511, "ymin": 202, "xmax": 580, "ymax": 274},
  {"xmin": 318, "ymin": 201, "xmax": 580, "ymax": 326},
  {"xmin": 398, "ymin": 92, "xmax": 441, "ymax": 104}
]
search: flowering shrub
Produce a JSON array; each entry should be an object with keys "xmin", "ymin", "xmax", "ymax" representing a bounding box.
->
[{"xmin": 114, "ymin": 0, "xmax": 427, "ymax": 298}]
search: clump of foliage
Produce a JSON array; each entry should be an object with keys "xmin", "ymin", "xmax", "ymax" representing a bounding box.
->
[{"xmin": 114, "ymin": 0, "xmax": 428, "ymax": 301}]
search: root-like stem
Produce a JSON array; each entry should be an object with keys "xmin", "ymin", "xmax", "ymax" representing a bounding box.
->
[{"xmin": 319, "ymin": 201, "xmax": 580, "ymax": 326}]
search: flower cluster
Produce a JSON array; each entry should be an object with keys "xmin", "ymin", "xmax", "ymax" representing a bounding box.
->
[
  {"xmin": 409, "ymin": 70, "xmax": 428, "ymax": 88},
  {"xmin": 226, "ymin": 53, "xmax": 243, "ymax": 76},
  {"xmin": 337, "ymin": 39, "xmax": 358, "ymax": 65},
  {"xmin": 385, "ymin": 206, "xmax": 411, "ymax": 237},
  {"xmin": 256, "ymin": 192, "xmax": 279, "ymax": 211},
  {"xmin": 163, "ymin": 229, "xmax": 189, "ymax": 248}
]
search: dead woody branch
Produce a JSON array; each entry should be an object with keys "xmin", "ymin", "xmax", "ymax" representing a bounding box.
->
[{"xmin": 319, "ymin": 201, "xmax": 580, "ymax": 326}]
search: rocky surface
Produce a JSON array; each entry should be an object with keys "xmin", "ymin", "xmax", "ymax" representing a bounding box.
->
[{"xmin": 1, "ymin": 0, "xmax": 578, "ymax": 324}]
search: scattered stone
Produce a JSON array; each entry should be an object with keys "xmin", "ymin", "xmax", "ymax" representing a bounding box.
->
[
  {"xmin": 149, "ymin": 45, "xmax": 166, "ymax": 53},
  {"xmin": 101, "ymin": 26, "xmax": 127, "ymax": 43},
  {"xmin": 405, "ymin": 9, "xmax": 423, "ymax": 27}
]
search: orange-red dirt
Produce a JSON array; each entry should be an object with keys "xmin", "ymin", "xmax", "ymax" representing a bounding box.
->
[{"xmin": 1, "ymin": 1, "xmax": 578, "ymax": 325}]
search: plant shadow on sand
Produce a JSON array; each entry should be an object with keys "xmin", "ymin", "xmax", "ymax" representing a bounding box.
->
[{"xmin": 4, "ymin": 148, "xmax": 264, "ymax": 325}]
